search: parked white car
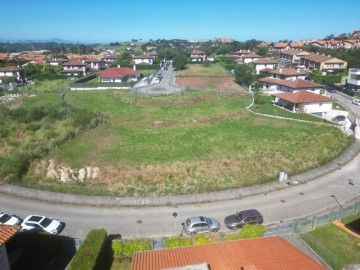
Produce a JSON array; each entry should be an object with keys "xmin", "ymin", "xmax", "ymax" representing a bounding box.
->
[
  {"xmin": 0, "ymin": 211, "xmax": 21, "ymax": 225},
  {"xmin": 352, "ymin": 98, "xmax": 360, "ymax": 106},
  {"xmin": 21, "ymin": 215, "xmax": 63, "ymax": 234}
]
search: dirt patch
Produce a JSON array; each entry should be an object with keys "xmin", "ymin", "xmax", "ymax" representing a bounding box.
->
[{"xmin": 176, "ymin": 77, "xmax": 246, "ymax": 93}]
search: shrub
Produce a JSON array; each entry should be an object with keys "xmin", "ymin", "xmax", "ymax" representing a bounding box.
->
[
  {"xmin": 165, "ymin": 236, "xmax": 192, "ymax": 248},
  {"xmin": 112, "ymin": 239, "xmax": 123, "ymax": 259},
  {"xmin": 238, "ymin": 224, "xmax": 266, "ymax": 239},
  {"xmin": 123, "ymin": 239, "xmax": 151, "ymax": 258},
  {"xmin": 193, "ymin": 234, "xmax": 220, "ymax": 245},
  {"xmin": 68, "ymin": 229, "xmax": 107, "ymax": 270}
]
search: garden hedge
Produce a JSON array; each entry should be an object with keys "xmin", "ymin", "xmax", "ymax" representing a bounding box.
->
[{"xmin": 68, "ymin": 229, "xmax": 107, "ymax": 270}]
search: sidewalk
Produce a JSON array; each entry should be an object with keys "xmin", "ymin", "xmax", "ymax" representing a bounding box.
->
[{"xmin": 1, "ymin": 138, "xmax": 360, "ymax": 207}]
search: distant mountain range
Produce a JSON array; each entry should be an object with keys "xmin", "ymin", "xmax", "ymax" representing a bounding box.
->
[{"xmin": 0, "ymin": 37, "xmax": 77, "ymax": 44}]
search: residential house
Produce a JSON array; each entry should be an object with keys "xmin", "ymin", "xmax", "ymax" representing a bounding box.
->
[
  {"xmin": 272, "ymin": 91, "xmax": 335, "ymax": 116},
  {"xmin": 289, "ymin": 42, "xmax": 304, "ymax": 49},
  {"xmin": 241, "ymin": 53, "xmax": 262, "ymax": 64},
  {"xmin": 130, "ymin": 237, "xmax": 326, "ymax": 270},
  {"xmin": 258, "ymin": 77, "xmax": 322, "ymax": 94},
  {"xmin": 48, "ymin": 58, "xmax": 69, "ymax": 66},
  {"xmin": 343, "ymin": 40, "xmax": 360, "ymax": 49},
  {"xmin": 300, "ymin": 53, "xmax": 347, "ymax": 75},
  {"xmin": 102, "ymin": 55, "xmax": 120, "ymax": 67},
  {"xmin": 62, "ymin": 60, "xmax": 88, "ymax": 76},
  {"xmin": 256, "ymin": 42, "xmax": 270, "ymax": 48},
  {"xmin": 0, "ymin": 225, "xmax": 20, "ymax": 270},
  {"xmin": 0, "ymin": 66, "xmax": 26, "ymax": 83},
  {"xmin": 272, "ymin": 42, "xmax": 290, "ymax": 52},
  {"xmin": 148, "ymin": 51, "xmax": 158, "ymax": 58},
  {"xmin": 132, "ymin": 53, "xmax": 154, "ymax": 64},
  {"xmin": 280, "ymin": 49, "xmax": 310, "ymax": 64},
  {"xmin": 261, "ymin": 68, "xmax": 307, "ymax": 80},
  {"xmin": 250, "ymin": 58, "xmax": 278, "ymax": 74},
  {"xmin": 99, "ymin": 67, "xmax": 140, "ymax": 83},
  {"xmin": 351, "ymin": 30, "xmax": 360, "ymax": 39},
  {"xmin": 85, "ymin": 58, "xmax": 106, "ymax": 71},
  {"xmin": 190, "ymin": 50, "xmax": 207, "ymax": 62},
  {"xmin": 346, "ymin": 68, "xmax": 360, "ymax": 91},
  {"xmin": 233, "ymin": 49, "xmax": 252, "ymax": 57}
]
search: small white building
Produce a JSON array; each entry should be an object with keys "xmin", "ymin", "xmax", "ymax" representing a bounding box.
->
[
  {"xmin": 132, "ymin": 54, "xmax": 154, "ymax": 64},
  {"xmin": 347, "ymin": 68, "xmax": 360, "ymax": 91},
  {"xmin": 99, "ymin": 67, "xmax": 141, "ymax": 83},
  {"xmin": 272, "ymin": 91, "xmax": 334, "ymax": 116},
  {"xmin": 251, "ymin": 58, "xmax": 277, "ymax": 74},
  {"xmin": 241, "ymin": 53, "xmax": 262, "ymax": 64},
  {"xmin": 190, "ymin": 50, "xmax": 207, "ymax": 62}
]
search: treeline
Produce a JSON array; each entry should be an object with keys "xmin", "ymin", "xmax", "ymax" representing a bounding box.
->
[{"xmin": 0, "ymin": 42, "xmax": 96, "ymax": 54}]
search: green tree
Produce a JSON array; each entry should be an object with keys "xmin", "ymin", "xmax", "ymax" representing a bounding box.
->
[
  {"xmin": 111, "ymin": 239, "xmax": 123, "ymax": 259},
  {"xmin": 41, "ymin": 62, "xmax": 54, "ymax": 74},
  {"xmin": 255, "ymin": 46, "xmax": 269, "ymax": 56},
  {"xmin": 25, "ymin": 63, "xmax": 41, "ymax": 79},
  {"xmin": 238, "ymin": 224, "xmax": 266, "ymax": 239},
  {"xmin": 172, "ymin": 53, "xmax": 187, "ymax": 70},
  {"xmin": 234, "ymin": 64, "xmax": 255, "ymax": 86}
]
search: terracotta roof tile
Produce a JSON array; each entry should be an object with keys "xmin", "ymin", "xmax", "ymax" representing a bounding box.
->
[
  {"xmin": 272, "ymin": 91, "xmax": 335, "ymax": 103},
  {"xmin": 131, "ymin": 237, "xmax": 326, "ymax": 270},
  {"xmin": 242, "ymin": 53, "xmax": 262, "ymax": 58},
  {"xmin": 258, "ymin": 78, "xmax": 321, "ymax": 89},
  {"xmin": 256, "ymin": 42, "xmax": 270, "ymax": 47},
  {"xmin": 0, "ymin": 225, "xmax": 20, "ymax": 245},
  {"xmin": 63, "ymin": 60, "xmax": 87, "ymax": 66},
  {"xmin": 251, "ymin": 58, "xmax": 277, "ymax": 64},
  {"xmin": 0, "ymin": 66, "xmax": 24, "ymax": 72},
  {"xmin": 268, "ymin": 68, "xmax": 307, "ymax": 76},
  {"xmin": 99, "ymin": 67, "xmax": 140, "ymax": 78},
  {"xmin": 274, "ymin": 42, "xmax": 289, "ymax": 48}
]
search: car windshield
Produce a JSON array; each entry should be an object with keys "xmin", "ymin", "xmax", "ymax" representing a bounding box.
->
[
  {"xmin": 235, "ymin": 212, "xmax": 244, "ymax": 220},
  {"xmin": 186, "ymin": 218, "xmax": 191, "ymax": 227},
  {"xmin": 205, "ymin": 217, "xmax": 212, "ymax": 225},
  {"xmin": 40, "ymin": 218, "xmax": 52, "ymax": 227},
  {"xmin": 0, "ymin": 214, "xmax": 11, "ymax": 223}
]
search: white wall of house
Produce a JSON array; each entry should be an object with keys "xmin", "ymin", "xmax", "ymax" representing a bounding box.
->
[
  {"xmin": 304, "ymin": 102, "xmax": 333, "ymax": 114},
  {"xmin": 134, "ymin": 58, "xmax": 153, "ymax": 64},
  {"xmin": 101, "ymin": 77, "xmax": 123, "ymax": 82},
  {"xmin": 243, "ymin": 57, "xmax": 259, "ymax": 64},
  {"xmin": 0, "ymin": 71, "xmax": 20, "ymax": 79},
  {"xmin": 347, "ymin": 68, "xmax": 360, "ymax": 86},
  {"xmin": 262, "ymin": 84, "xmax": 321, "ymax": 94},
  {"xmin": 254, "ymin": 63, "xmax": 276, "ymax": 74}
]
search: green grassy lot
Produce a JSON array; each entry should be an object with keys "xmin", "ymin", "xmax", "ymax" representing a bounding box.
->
[
  {"xmin": 22, "ymin": 79, "xmax": 71, "ymax": 92},
  {"xmin": 301, "ymin": 223, "xmax": 360, "ymax": 270},
  {"xmin": 177, "ymin": 63, "xmax": 232, "ymax": 77},
  {"xmin": 12, "ymin": 90, "xmax": 350, "ymax": 196}
]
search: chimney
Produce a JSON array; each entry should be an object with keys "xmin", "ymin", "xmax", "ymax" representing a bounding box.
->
[
  {"xmin": 279, "ymin": 68, "xmax": 283, "ymax": 73},
  {"xmin": 117, "ymin": 65, "xmax": 121, "ymax": 68},
  {"xmin": 133, "ymin": 64, "xmax": 136, "ymax": 71}
]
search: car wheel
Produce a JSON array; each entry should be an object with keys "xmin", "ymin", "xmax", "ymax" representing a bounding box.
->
[{"xmin": 212, "ymin": 228, "xmax": 219, "ymax": 233}]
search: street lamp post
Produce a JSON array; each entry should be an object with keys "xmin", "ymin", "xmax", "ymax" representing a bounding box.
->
[{"xmin": 330, "ymin": 194, "xmax": 343, "ymax": 209}]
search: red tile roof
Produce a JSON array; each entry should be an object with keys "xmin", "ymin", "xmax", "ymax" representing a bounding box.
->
[
  {"xmin": 131, "ymin": 237, "xmax": 326, "ymax": 270},
  {"xmin": 274, "ymin": 42, "xmax": 289, "ymax": 48},
  {"xmin": 0, "ymin": 225, "xmax": 20, "ymax": 245},
  {"xmin": 63, "ymin": 60, "xmax": 87, "ymax": 66},
  {"xmin": 251, "ymin": 58, "xmax": 277, "ymax": 64},
  {"xmin": 256, "ymin": 42, "xmax": 270, "ymax": 48},
  {"xmin": 242, "ymin": 53, "xmax": 262, "ymax": 58},
  {"xmin": 132, "ymin": 54, "xmax": 155, "ymax": 59},
  {"xmin": 191, "ymin": 50, "xmax": 206, "ymax": 54},
  {"xmin": 0, "ymin": 66, "xmax": 24, "ymax": 72},
  {"xmin": 99, "ymin": 67, "xmax": 140, "ymax": 78},
  {"xmin": 258, "ymin": 78, "xmax": 321, "ymax": 89},
  {"xmin": 290, "ymin": 42, "xmax": 304, "ymax": 48},
  {"xmin": 268, "ymin": 68, "xmax": 307, "ymax": 76},
  {"xmin": 272, "ymin": 91, "xmax": 334, "ymax": 104}
]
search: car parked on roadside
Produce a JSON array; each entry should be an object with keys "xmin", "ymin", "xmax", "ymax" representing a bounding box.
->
[
  {"xmin": 183, "ymin": 216, "xmax": 220, "ymax": 235},
  {"xmin": 0, "ymin": 211, "xmax": 21, "ymax": 225},
  {"xmin": 331, "ymin": 115, "xmax": 346, "ymax": 122},
  {"xmin": 21, "ymin": 215, "xmax": 63, "ymax": 235},
  {"xmin": 224, "ymin": 209, "xmax": 263, "ymax": 230},
  {"xmin": 352, "ymin": 98, "xmax": 360, "ymax": 106}
]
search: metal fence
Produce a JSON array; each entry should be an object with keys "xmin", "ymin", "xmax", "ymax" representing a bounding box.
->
[{"xmin": 264, "ymin": 200, "xmax": 360, "ymax": 237}]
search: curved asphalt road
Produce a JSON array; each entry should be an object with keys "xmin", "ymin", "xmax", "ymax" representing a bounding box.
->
[{"xmin": 1, "ymin": 90, "xmax": 360, "ymax": 239}]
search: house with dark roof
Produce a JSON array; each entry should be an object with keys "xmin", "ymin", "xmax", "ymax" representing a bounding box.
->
[
  {"xmin": 62, "ymin": 60, "xmax": 88, "ymax": 76},
  {"xmin": 272, "ymin": 91, "xmax": 335, "ymax": 115},
  {"xmin": 250, "ymin": 58, "xmax": 278, "ymax": 74},
  {"xmin": 0, "ymin": 225, "xmax": 20, "ymax": 270},
  {"xmin": 299, "ymin": 53, "xmax": 347, "ymax": 75},
  {"xmin": 130, "ymin": 237, "xmax": 326, "ymax": 270},
  {"xmin": 258, "ymin": 77, "xmax": 322, "ymax": 94},
  {"xmin": 0, "ymin": 66, "xmax": 26, "ymax": 83},
  {"xmin": 99, "ymin": 67, "xmax": 140, "ymax": 83},
  {"xmin": 260, "ymin": 68, "xmax": 307, "ymax": 80},
  {"xmin": 279, "ymin": 49, "xmax": 310, "ymax": 64}
]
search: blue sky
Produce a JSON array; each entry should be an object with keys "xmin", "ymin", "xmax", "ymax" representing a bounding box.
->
[{"xmin": 1, "ymin": 0, "xmax": 359, "ymax": 43}]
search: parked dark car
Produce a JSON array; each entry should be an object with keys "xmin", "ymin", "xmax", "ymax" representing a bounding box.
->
[
  {"xmin": 224, "ymin": 209, "xmax": 263, "ymax": 230},
  {"xmin": 331, "ymin": 115, "xmax": 346, "ymax": 122}
]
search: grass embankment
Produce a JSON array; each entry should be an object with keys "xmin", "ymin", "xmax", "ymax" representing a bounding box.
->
[
  {"xmin": 9, "ymin": 90, "xmax": 350, "ymax": 196},
  {"xmin": 301, "ymin": 214, "xmax": 360, "ymax": 270}
]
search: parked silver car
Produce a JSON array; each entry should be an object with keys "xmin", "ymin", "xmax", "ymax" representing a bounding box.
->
[{"xmin": 183, "ymin": 216, "xmax": 221, "ymax": 235}]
